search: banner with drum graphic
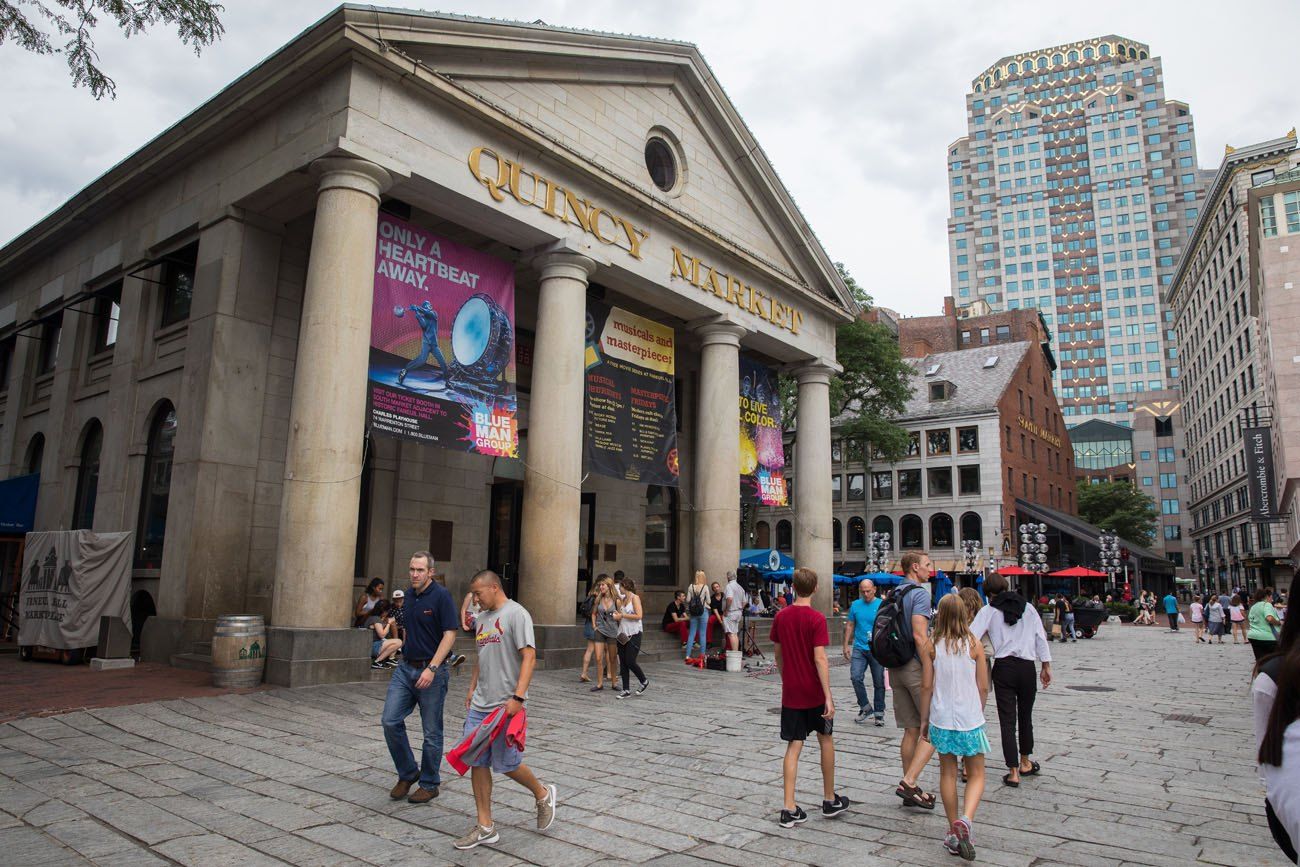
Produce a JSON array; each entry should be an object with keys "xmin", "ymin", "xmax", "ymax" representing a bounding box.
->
[
  {"xmin": 583, "ymin": 300, "xmax": 679, "ymax": 486},
  {"xmin": 739, "ymin": 357, "xmax": 787, "ymax": 506},
  {"xmin": 367, "ymin": 212, "xmax": 518, "ymax": 457}
]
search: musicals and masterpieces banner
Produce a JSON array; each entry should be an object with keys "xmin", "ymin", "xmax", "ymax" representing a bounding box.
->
[
  {"xmin": 584, "ymin": 300, "xmax": 679, "ymax": 486},
  {"xmin": 367, "ymin": 212, "xmax": 518, "ymax": 457},
  {"xmin": 739, "ymin": 357, "xmax": 787, "ymax": 506}
]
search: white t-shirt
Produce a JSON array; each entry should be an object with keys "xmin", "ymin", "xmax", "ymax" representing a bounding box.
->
[
  {"xmin": 1190, "ymin": 602, "xmax": 1203, "ymax": 623},
  {"xmin": 1253, "ymin": 669, "xmax": 1300, "ymax": 854},
  {"xmin": 724, "ymin": 579, "xmax": 747, "ymax": 617}
]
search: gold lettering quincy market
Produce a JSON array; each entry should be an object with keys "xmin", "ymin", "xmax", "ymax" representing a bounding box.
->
[
  {"xmin": 670, "ymin": 247, "xmax": 804, "ymax": 336},
  {"xmin": 468, "ymin": 147, "xmax": 650, "ymax": 259}
]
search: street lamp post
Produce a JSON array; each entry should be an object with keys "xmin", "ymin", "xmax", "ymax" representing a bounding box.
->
[
  {"xmin": 867, "ymin": 531, "xmax": 891, "ymax": 574},
  {"xmin": 1019, "ymin": 522, "xmax": 1049, "ymax": 601},
  {"xmin": 1098, "ymin": 530, "xmax": 1121, "ymax": 601},
  {"xmin": 960, "ymin": 539, "xmax": 980, "ymax": 589}
]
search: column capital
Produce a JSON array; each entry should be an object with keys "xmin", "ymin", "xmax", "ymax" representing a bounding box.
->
[
  {"xmin": 310, "ymin": 157, "xmax": 393, "ymax": 202},
  {"xmin": 531, "ymin": 250, "xmax": 599, "ymax": 281},
  {"xmin": 791, "ymin": 361, "xmax": 839, "ymax": 386},
  {"xmin": 690, "ymin": 318, "xmax": 748, "ymax": 348}
]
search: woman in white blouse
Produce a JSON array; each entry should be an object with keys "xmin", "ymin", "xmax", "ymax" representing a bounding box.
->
[
  {"xmin": 970, "ymin": 573, "xmax": 1052, "ymax": 788},
  {"xmin": 1253, "ymin": 576, "xmax": 1298, "ymax": 864}
]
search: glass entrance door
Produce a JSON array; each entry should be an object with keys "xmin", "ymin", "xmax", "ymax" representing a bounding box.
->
[{"xmin": 487, "ymin": 482, "xmax": 522, "ymax": 600}]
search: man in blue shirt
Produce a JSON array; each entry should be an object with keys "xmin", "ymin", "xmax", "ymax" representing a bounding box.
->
[
  {"xmin": 1162, "ymin": 592, "xmax": 1179, "ymax": 631},
  {"xmin": 383, "ymin": 551, "xmax": 459, "ymax": 804},
  {"xmin": 842, "ymin": 578, "xmax": 886, "ymax": 726}
]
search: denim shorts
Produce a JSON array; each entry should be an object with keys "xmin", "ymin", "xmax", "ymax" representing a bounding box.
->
[
  {"xmin": 371, "ymin": 639, "xmax": 383, "ymax": 658},
  {"xmin": 462, "ymin": 707, "xmax": 523, "ymax": 773}
]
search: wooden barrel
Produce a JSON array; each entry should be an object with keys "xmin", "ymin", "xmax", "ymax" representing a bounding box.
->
[{"xmin": 211, "ymin": 615, "xmax": 266, "ymax": 688}]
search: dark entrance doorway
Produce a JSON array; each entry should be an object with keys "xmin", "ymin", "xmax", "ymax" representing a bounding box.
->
[
  {"xmin": 488, "ymin": 481, "xmax": 523, "ymax": 599},
  {"xmin": 579, "ymin": 493, "xmax": 596, "ymax": 598}
]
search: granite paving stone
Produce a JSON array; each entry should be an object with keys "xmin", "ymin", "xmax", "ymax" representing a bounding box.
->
[{"xmin": 0, "ymin": 622, "xmax": 1290, "ymax": 865}]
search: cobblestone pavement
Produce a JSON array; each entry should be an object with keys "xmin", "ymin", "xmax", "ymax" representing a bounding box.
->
[{"xmin": 0, "ymin": 622, "xmax": 1287, "ymax": 866}]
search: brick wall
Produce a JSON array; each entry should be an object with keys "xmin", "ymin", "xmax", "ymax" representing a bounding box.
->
[{"xmin": 996, "ymin": 346, "xmax": 1077, "ymax": 532}]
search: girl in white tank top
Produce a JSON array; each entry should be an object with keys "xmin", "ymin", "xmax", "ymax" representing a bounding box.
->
[{"xmin": 927, "ymin": 594, "xmax": 992, "ymax": 861}]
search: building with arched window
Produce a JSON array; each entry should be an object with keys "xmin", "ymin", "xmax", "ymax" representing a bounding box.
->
[{"xmin": 0, "ymin": 8, "xmax": 855, "ymax": 683}]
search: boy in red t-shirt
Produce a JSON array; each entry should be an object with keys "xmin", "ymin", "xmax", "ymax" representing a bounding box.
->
[{"xmin": 769, "ymin": 567, "xmax": 850, "ymax": 828}]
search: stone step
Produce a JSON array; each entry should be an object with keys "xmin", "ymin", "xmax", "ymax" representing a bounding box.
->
[{"xmin": 170, "ymin": 652, "xmax": 212, "ymax": 673}]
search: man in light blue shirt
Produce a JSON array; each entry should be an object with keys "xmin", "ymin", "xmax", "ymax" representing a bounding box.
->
[
  {"xmin": 1162, "ymin": 592, "xmax": 1179, "ymax": 631},
  {"xmin": 842, "ymin": 578, "xmax": 885, "ymax": 725}
]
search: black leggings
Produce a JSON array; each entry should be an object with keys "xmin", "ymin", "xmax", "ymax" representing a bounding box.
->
[
  {"xmin": 1251, "ymin": 639, "xmax": 1279, "ymax": 662},
  {"xmin": 992, "ymin": 657, "xmax": 1038, "ymax": 769},
  {"xmin": 1268, "ymin": 798, "xmax": 1298, "ymax": 864},
  {"xmin": 618, "ymin": 632, "xmax": 646, "ymax": 690}
]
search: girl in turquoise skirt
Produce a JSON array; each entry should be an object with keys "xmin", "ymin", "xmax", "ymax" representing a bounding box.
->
[{"xmin": 927, "ymin": 594, "xmax": 991, "ymax": 861}]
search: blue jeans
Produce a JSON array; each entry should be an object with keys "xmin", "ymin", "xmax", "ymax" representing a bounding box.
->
[
  {"xmin": 1062, "ymin": 613, "xmax": 1076, "ymax": 640},
  {"xmin": 382, "ymin": 661, "xmax": 450, "ymax": 790},
  {"xmin": 685, "ymin": 613, "xmax": 710, "ymax": 657},
  {"xmin": 849, "ymin": 646, "xmax": 885, "ymax": 716}
]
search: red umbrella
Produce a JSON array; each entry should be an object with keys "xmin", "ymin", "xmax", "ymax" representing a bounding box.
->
[
  {"xmin": 1049, "ymin": 566, "xmax": 1107, "ymax": 577},
  {"xmin": 997, "ymin": 565, "xmax": 1034, "ymax": 576}
]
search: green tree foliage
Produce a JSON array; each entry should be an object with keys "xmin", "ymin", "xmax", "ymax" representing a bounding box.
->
[
  {"xmin": 1075, "ymin": 480, "xmax": 1159, "ymax": 548},
  {"xmin": 1, "ymin": 0, "xmax": 224, "ymax": 99},
  {"xmin": 780, "ymin": 263, "xmax": 913, "ymax": 460}
]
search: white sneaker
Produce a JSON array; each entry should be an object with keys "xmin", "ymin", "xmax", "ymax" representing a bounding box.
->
[{"xmin": 854, "ymin": 708, "xmax": 870, "ymax": 724}]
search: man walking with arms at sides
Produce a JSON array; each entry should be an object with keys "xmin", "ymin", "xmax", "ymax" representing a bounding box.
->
[
  {"xmin": 382, "ymin": 552, "xmax": 457, "ymax": 804},
  {"xmin": 844, "ymin": 578, "xmax": 886, "ymax": 726},
  {"xmin": 724, "ymin": 570, "xmax": 747, "ymax": 652},
  {"xmin": 454, "ymin": 570, "xmax": 557, "ymax": 850},
  {"xmin": 879, "ymin": 551, "xmax": 938, "ymax": 810},
  {"xmin": 1163, "ymin": 590, "xmax": 1180, "ymax": 631},
  {"xmin": 771, "ymin": 567, "xmax": 849, "ymax": 828}
]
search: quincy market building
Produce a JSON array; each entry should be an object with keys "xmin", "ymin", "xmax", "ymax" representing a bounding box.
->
[{"xmin": 0, "ymin": 7, "xmax": 854, "ymax": 685}]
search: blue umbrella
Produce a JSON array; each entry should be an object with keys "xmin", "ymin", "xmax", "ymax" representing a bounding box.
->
[{"xmin": 861, "ymin": 571, "xmax": 905, "ymax": 587}]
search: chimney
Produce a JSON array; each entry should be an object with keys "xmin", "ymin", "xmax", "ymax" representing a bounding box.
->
[{"xmin": 943, "ymin": 296, "xmax": 956, "ymax": 317}]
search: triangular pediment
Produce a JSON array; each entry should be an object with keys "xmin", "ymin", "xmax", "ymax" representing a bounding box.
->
[{"xmin": 344, "ymin": 8, "xmax": 854, "ymax": 313}]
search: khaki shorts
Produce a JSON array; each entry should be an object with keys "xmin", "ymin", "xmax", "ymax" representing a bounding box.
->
[
  {"xmin": 724, "ymin": 612, "xmax": 742, "ymax": 635},
  {"xmin": 889, "ymin": 657, "xmax": 924, "ymax": 730}
]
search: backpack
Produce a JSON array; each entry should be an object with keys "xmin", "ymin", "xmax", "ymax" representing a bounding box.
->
[
  {"xmin": 578, "ymin": 595, "xmax": 595, "ymax": 618},
  {"xmin": 687, "ymin": 585, "xmax": 706, "ymax": 618},
  {"xmin": 870, "ymin": 583, "xmax": 926, "ymax": 669}
]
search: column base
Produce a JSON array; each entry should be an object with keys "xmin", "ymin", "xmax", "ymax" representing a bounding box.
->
[
  {"xmin": 530, "ymin": 624, "xmax": 590, "ymax": 670},
  {"xmin": 264, "ymin": 627, "xmax": 372, "ymax": 687}
]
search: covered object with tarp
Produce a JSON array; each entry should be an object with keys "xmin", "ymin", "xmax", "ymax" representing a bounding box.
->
[{"xmin": 19, "ymin": 530, "xmax": 133, "ymax": 652}]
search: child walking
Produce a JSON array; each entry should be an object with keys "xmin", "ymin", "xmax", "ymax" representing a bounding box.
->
[
  {"xmin": 770, "ymin": 567, "xmax": 850, "ymax": 828},
  {"xmin": 928, "ymin": 594, "xmax": 991, "ymax": 861}
]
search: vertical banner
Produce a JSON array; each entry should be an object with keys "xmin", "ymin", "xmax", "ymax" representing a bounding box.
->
[
  {"xmin": 1244, "ymin": 426, "xmax": 1278, "ymax": 520},
  {"xmin": 584, "ymin": 300, "xmax": 679, "ymax": 485},
  {"xmin": 739, "ymin": 357, "xmax": 787, "ymax": 506},
  {"xmin": 367, "ymin": 213, "xmax": 518, "ymax": 457}
]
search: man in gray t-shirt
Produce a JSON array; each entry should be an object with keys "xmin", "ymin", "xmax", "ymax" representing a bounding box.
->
[{"xmin": 455, "ymin": 571, "xmax": 556, "ymax": 853}]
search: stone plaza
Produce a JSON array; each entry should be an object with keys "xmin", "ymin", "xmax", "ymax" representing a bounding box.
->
[{"xmin": 0, "ymin": 622, "xmax": 1286, "ymax": 866}]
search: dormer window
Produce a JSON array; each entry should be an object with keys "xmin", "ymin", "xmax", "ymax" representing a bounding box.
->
[{"xmin": 929, "ymin": 381, "xmax": 953, "ymax": 401}]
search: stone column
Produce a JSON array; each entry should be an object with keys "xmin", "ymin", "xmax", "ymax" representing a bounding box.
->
[
  {"xmin": 793, "ymin": 363, "xmax": 836, "ymax": 615},
  {"xmin": 517, "ymin": 250, "xmax": 597, "ymax": 625},
  {"xmin": 693, "ymin": 321, "xmax": 747, "ymax": 586},
  {"xmin": 271, "ymin": 158, "xmax": 391, "ymax": 638}
]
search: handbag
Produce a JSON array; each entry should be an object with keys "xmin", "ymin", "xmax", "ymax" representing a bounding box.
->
[{"xmin": 617, "ymin": 632, "xmax": 631, "ymax": 645}]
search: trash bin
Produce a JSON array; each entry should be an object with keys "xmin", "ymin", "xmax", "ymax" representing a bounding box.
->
[{"xmin": 212, "ymin": 615, "xmax": 266, "ymax": 688}]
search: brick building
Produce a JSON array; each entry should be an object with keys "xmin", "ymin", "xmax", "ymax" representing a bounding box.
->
[{"xmin": 896, "ymin": 297, "xmax": 1053, "ymax": 360}]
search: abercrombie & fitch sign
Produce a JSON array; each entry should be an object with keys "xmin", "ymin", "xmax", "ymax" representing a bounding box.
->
[{"xmin": 1244, "ymin": 426, "xmax": 1278, "ymax": 521}]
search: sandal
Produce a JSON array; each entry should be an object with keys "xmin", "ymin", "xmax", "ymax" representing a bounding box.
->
[
  {"xmin": 590, "ymin": 685, "xmax": 604, "ymax": 692},
  {"xmin": 895, "ymin": 780, "xmax": 936, "ymax": 809},
  {"xmin": 1021, "ymin": 761, "xmax": 1041, "ymax": 777},
  {"xmin": 1002, "ymin": 773, "xmax": 1020, "ymax": 788},
  {"xmin": 579, "ymin": 674, "xmax": 590, "ymax": 683}
]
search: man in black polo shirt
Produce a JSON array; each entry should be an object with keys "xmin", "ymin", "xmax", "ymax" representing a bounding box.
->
[{"xmin": 382, "ymin": 550, "xmax": 458, "ymax": 803}]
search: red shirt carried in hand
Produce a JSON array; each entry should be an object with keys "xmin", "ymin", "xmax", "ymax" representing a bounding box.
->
[{"xmin": 769, "ymin": 604, "xmax": 829, "ymax": 710}]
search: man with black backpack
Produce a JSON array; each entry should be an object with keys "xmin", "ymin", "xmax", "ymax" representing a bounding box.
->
[{"xmin": 871, "ymin": 551, "xmax": 938, "ymax": 811}]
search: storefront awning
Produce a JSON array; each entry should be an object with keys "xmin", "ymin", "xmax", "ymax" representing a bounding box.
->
[
  {"xmin": 1014, "ymin": 497, "xmax": 1174, "ymax": 575},
  {"xmin": 0, "ymin": 473, "xmax": 39, "ymax": 534}
]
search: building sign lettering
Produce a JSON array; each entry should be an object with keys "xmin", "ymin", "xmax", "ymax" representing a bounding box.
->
[
  {"xmin": 670, "ymin": 247, "xmax": 804, "ymax": 336},
  {"xmin": 1244, "ymin": 426, "xmax": 1278, "ymax": 520},
  {"xmin": 1017, "ymin": 414, "xmax": 1062, "ymax": 448},
  {"xmin": 468, "ymin": 147, "xmax": 650, "ymax": 259}
]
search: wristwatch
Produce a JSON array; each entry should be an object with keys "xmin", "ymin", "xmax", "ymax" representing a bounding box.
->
[
  {"xmin": 509, "ymin": 694, "xmax": 525, "ymax": 703},
  {"xmin": 426, "ymin": 662, "xmax": 439, "ymax": 671}
]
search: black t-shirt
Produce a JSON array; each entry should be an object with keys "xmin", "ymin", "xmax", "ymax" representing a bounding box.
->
[
  {"xmin": 1054, "ymin": 598, "xmax": 1070, "ymax": 617},
  {"xmin": 662, "ymin": 601, "xmax": 687, "ymax": 628},
  {"xmin": 710, "ymin": 593, "xmax": 724, "ymax": 617}
]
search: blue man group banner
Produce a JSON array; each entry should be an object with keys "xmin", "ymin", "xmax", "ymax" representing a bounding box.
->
[
  {"xmin": 584, "ymin": 300, "xmax": 679, "ymax": 485},
  {"xmin": 367, "ymin": 212, "xmax": 518, "ymax": 457},
  {"xmin": 739, "ymin": 357, "xmax": 787, "ymax": 506}
]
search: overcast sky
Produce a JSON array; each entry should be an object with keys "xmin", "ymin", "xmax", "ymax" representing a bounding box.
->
[{"xmin": 2, "ymin": 1, "xmax": 1295, "ymax": 316}]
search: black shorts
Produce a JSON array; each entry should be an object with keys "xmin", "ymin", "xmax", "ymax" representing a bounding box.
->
[{"xmin": 780, "ymin": 705, "xmax": 832, "ymax": 741}]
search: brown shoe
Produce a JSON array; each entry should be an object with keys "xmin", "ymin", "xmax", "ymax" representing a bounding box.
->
[
  {"xmin": 408, "ymin": 786, "xmax": 439, "ymax": 804},
  {"xmin": 389, "ymin": 778, "xmax": 416, "ymax": 800}
]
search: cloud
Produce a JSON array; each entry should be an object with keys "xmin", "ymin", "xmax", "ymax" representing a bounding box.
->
[{"xmin": 1, "ymin": 0, "xmax": 1295, "ymax": 319}]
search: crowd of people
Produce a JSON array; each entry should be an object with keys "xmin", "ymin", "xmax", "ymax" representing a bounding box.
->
[{"xmin": 353, "ymin": 550, "xmax": 1295, "ymax": 863}]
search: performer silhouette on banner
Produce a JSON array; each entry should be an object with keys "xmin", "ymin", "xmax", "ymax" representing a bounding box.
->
[{"xmin": 396, "ymin": 300, "xmax": 450, "ymax": 386}]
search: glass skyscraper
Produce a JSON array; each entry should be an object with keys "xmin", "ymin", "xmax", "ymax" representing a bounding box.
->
[{"xmin": 946, "ymin": 36, "xmax": 1212, "ymax": 426}]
